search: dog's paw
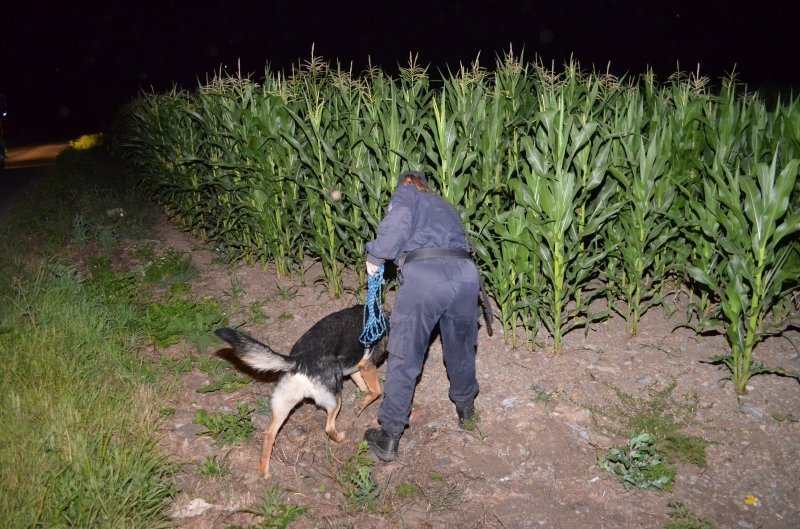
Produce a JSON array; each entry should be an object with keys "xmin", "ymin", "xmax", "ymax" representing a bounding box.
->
[{"xmin": 331, "ymin": 431, "xmax": 346, "ymax": 443}]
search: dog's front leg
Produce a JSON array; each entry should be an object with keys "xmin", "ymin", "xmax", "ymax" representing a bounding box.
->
[{"xmin": 356, "ymin": 359, "xmax": 382, "ymax": 415}]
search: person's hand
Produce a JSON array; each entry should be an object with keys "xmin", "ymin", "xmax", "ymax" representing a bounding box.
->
[{"xmin": 366, "ymin": 261, "xmax": 379, "ymax": 277}]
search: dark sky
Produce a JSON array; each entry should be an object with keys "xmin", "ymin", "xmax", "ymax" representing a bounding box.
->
[{"xmin": 2, "ymin": 0, "xmax": 797, "ymax": 143}]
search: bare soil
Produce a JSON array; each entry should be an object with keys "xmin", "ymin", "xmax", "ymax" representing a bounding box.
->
[{"xmin": 144, "ymin": 213, "xmax": 799, "ymax": 529}]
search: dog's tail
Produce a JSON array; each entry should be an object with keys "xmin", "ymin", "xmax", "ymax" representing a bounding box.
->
[{"xmin": 214, "ymin": 327, "xmax": 295, "ymax": 373}]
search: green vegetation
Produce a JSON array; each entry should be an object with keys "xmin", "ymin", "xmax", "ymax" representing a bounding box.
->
[
  {"xmin": 0, "ymin": 148, "xmax": 175, "ymax": 528},
  {"xmin": 665, "ymin": 500, "xmax": 715, "ymax": 529},
  {"xmin": 200, "ymin": 455, "xmax": 229, "ymax": 477},
  {"xmin": 194, "ymin": 405, "xmax": 257, "ymax": 447},
  {"xmin": 112, "ymin": 53, "xmax": 800, "ymax": 394},
  {"xmin": 143, "ymin": 297, "xmax": 227, "ymax": 352},
  {"xmin": 586, "ymin": 381, "xmax": 709, "ymax": 468},
  {"xmin": 339, "ymin": 441, "xmax": 383, "ymax": 513},
  {"xmin": 599, "ymin": 433, "xmax": 676, "ymax": 491},
  {"xmin": 395, "ymin": 482, "xmax": 422, "ymax": 499},
  {"xmin": 235, "ymin": 487, "xmax": 307, "ymax": 529}
]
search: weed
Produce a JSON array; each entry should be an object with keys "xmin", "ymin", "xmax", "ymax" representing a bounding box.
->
[
  {"xmin": 254, "ymin": 394, "xmax": 272, "ymax": 416},
  {"xmin": 71, "ymin": 214, "xmax": 92, "ymax": 245},
  {"xmin": 197, "ymin": 373, "xmax": 252, "ymax": 394},
  {"xmin": 275, "ymin": 284, "xmax": 298, "ymax": 301},
  {"xmin": 249, "ymin": 301, "xmax": 270, "ymax": 323},
  {"xmin": 395, "ymin": 482, "xmax": 421, "ymax": 499},
  {"xmin": 423, "ymin": 481, "xmax": 466, "ymax": 512},
  {"xmin": 239, "ymin": 487, "xmax": 307, "ymax": 529},
  {"xmin": 143, "ymin": 297, "xmax": 227, "ymax": 352},
  {"xmin": 599, "ymin": 433, "xmax": 675, "ymax": 491},
  {"xmin": 772, "ymin": 412, "xmax": 798, "ymax": 422},
  {"xmin": 140, "ymin": 248, "xmax": 198, "ymax": 286},
  {"xmin": 666, "ymin": 499, "xmax": 715, "ymax": 529},
  {"xmin": 96, "ymin": 224, "xmax": 120, "ymax": 248},
  {"xmin": 583, "ymin": 380, "xmax": 709, "ymax": 466},
  {"xmin": 200, "ymin": 455, "xmax": 228, "ymax": 477},
  {"xmin": 339, "ymin": 441, "xmax": 383, "ymax": 513},
  {"xmin": 129, "ymin": 241, "xmax": 157, "ymax": 262},
  {"xmin": 195, "ymin": 355, "xmax": 227, "ymax": 376},
  {"xmin": 459, "ymin": 409, "xmax": 480, "ymax": 432},
  {"xmin": 278, "ymin": 311, "xmax": 293, "ymax": 321},
  {"xmin": 169, "ymin": 281, "xmax": 192, "ymax": 295},
  {"xmin": 194, "ymin": 405, "xmax": 256, "ymax": 447},
  {"xmin": 159, "ymin": 407, "xmax": 176, "ymax": 416},
  {"xmin": 160, "ymin": 354, "xmax": 196, "ymax": 377},
  {"xmin": 87, "ymin": 256, "xmax": 138, "ymax": 305},
  {"xmin": 431, "ymin": 471, "xmax": 444, "ymax": 482},
  {"xmin": 530, "ymin": 383, "xmax": 556, "ymax": 404}
]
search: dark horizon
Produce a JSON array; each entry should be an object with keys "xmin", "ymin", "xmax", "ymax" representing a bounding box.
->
[{"xmin": 2, "ymin": 1, "xmax": 798, "ymax": 145}]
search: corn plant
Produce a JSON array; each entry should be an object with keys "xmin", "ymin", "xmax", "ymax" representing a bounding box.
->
[
  {"xmin": 687, "ymin": 149, "xmax": 800, "ymax": 393},
  {"xmin": 513, "ymin": 74, "xmax": 620, "ymax": 351},
  {"xmin": 607, "ymin": 122, "xmax": 678, "ymax": 334}
]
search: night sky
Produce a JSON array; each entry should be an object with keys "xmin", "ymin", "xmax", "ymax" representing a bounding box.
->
[{"xmin": 2, "ymin": 0, "xmax": 797, "ymax": 144}]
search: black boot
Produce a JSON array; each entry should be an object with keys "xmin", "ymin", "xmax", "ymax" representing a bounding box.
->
[
  {"xmin": 364, "ymin": 428, "xmax": 400, "ymax": 461},
  {"xmin": 456, "ymin": 403, "xmax": 477, "ymax": 430}
]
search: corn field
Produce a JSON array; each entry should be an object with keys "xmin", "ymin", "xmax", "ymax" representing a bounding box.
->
[{"xmin": 111, "ymin": 53, "xmax": 800, "ymax": 394}]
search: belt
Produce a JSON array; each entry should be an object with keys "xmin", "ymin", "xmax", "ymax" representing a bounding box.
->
[{"xmin": 396, "ymin": 247, "xmax": 472, "ymax": 269}]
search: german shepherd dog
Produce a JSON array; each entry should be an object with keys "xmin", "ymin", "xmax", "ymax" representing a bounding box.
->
[{"xmin": 214, "ymin": 305, "xmax": 388, "ymax": 478}]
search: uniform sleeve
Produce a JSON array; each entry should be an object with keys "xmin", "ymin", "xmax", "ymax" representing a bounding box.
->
[{"xmin": 365, "ymin": 186, "xmax": 416, "ymax": 265}]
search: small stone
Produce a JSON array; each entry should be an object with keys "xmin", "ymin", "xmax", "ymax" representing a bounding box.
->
[
  {"xmin": 501, "ymin": 397, "xmax": 518, "ymax": 409},
  {"xmin": 741, "ymin": 405, "xmax": 764, "ymax": 420}
]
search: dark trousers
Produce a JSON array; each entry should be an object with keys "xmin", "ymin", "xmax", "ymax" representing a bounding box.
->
[{"xmin": 378, "ymin": 258, "xmax": 480, "ymax": 437}]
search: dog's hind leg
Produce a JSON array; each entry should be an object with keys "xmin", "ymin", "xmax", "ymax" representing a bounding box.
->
[
  {"xmin": 356, "ymin": 359, "xmax": 382, "ymax": 415},
  {"xmin": 258, "ymin": 379, "xmax": 304, "ymax": 479},
  {"xmin": 324, "ymin": 396, "xmax": 346, "ymax": 443}
]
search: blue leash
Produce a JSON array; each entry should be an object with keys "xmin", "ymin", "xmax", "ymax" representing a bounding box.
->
[{"xmin": 359, "ymin": 265, "xmax": 388, "ymax": 346}]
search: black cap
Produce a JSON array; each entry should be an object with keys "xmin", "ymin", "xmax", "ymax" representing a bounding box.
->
[{"xmin": 398, "ymin": 170, "xmax": 428, "ymax": 187}]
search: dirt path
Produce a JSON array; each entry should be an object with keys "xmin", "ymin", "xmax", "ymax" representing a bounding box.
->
[{"xmin": 147, "ymin": 213, "xmax": 799, "ymax": 529}]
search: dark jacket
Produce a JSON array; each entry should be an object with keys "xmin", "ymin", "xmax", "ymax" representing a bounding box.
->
[{"xmin": 366, "ymin": 185, "xmax": 470, "ymax": 267}]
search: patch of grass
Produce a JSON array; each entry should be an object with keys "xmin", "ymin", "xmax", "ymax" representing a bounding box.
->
[
  {"xmin": 0, "ymin": 147, "xmax": 175, "ymax": 527},
  {"xmin": 0, "ymin": 265, "xmax": 175, "ymax": 527},
  {"xmin": 194, "ymin": 404, "xmax": 256, "ymax": 447},
  {"xmin": 249, "ymin": 301, "xmax": 270, "ymax": 323},
  {"xmin": 139, "ymin": 248, "xmax": 198, "ymax": 286},
  {"xmin": 395, "ymin": 482, "xmax": 421, "ymax": 499},
  {"xmin": 422, "ymin": 479, "xmax": 466, "ymax": 512},
  {"xmin": 254, "ymin": 394, "xmax": 272, "ymax": 416},
  {"xmin": 583, "ymin": 380, "xmax": 709, "ymax": 467},
  {"xmin": 530, "ymin": 383, "xmax": 556, "ymax": 404},
  {"xmin": 71, "ymin": 213, "xmax": 92, "ymax": 244},
  {"xmin": 196, "ymin": 373, "xmax": 252, "ymax": 394},
  {"xmin": 339, "ymin": 441, "xmax": 383, "ymax": 513},
  {"xmin": 196, "ymin": 355, "xmax": 227, "ymax": 376},
  {"xmin": 200, "ymin": 455, "xmax": 228, "ymax": 477},
  {"xmin": 666, "ymin": 500, "xmax": 715, "ymax": 529},
  {"xmin": 160, "ymin": 353, "xmax": 197, "ymax": 376},
  {"xmin": 275, "ymin": 284, "xmax": 298, "ymax": 300},
  {"xmin": 143, "ymin": 297, "xmax": 227, "ymax": 352},
  {"xmin": 238, "ymin": 487, "xmax": 308, "ymax": 529},
  {"xmin": 87, "ymin": 255, "xmax": 138, "ymax": 305},
  {"xmin": 459, "ymin": 410, "xmax": 480, "ymax": 432}
]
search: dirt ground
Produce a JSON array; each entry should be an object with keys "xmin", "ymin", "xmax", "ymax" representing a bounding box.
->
[{"xmin": 144, "ymin": 213, "xmax": 800, "ymax": 529}]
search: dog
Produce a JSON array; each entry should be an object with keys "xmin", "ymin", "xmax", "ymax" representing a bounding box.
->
[{"xmin": 214, "ymin": 304, "xmax": 388, "ymax": 478}]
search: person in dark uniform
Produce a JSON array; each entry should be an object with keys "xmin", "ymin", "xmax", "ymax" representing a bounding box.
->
[{"xmin": 363, "ymin": 170, "xmax": 480, "ymax": 461}]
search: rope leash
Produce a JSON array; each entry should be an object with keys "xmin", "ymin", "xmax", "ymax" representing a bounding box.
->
[{"xmin": 359, "ymin": 264, "xmax": 388, "ymax": 346}]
